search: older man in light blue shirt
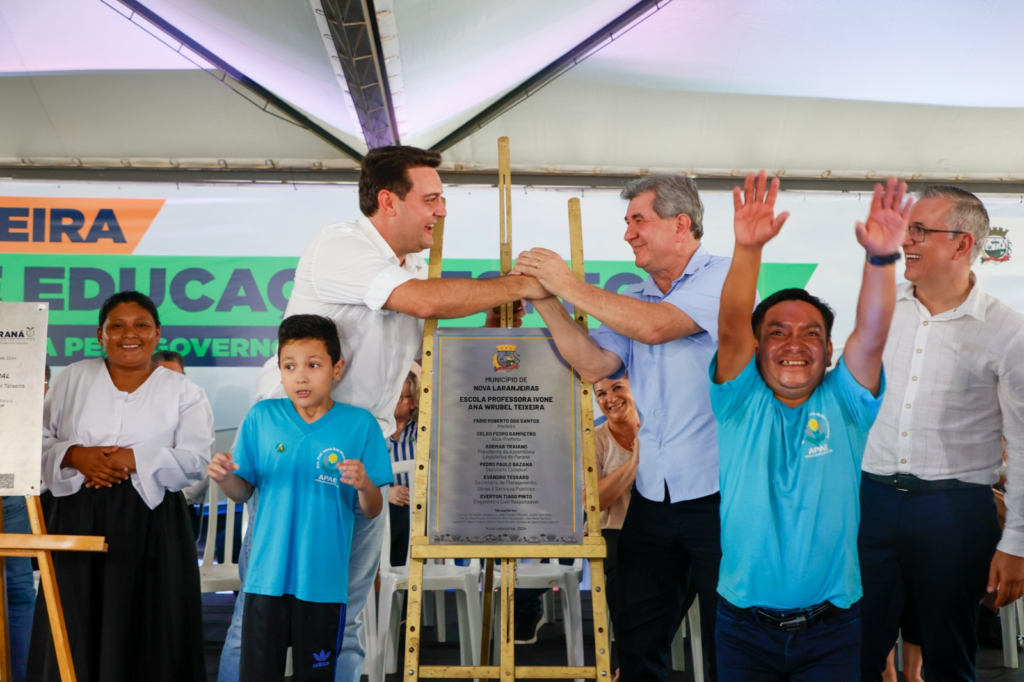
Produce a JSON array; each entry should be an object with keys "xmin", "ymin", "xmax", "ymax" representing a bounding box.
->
[{"xmin": 516, "ymin": 174, "xmax": 729, "ymax": 682}]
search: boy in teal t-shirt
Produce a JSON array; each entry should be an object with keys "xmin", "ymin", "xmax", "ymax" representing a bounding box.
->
[
  {"xmin": 709, "ymin": 172, "xmax": 911, "ymax": 681},
  {"xmin": 208, "ymin": 315, "xmax": 392, "ymax": 681}
]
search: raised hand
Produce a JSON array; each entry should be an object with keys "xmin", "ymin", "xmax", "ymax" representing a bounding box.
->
[
  {"xmin": 856, "ymin": 177, "xmax": 912, "ymax": 256},
  {"xmin": 207, "ymin": 451, "xmax": 239, "ymax": 482},
  {"xmin": 732, "ymin": 170, "xmax": 790, "ymax": 248},
  {"xmin": 337, "ymin": 459, "xmax": 370, "ymax": 491}
]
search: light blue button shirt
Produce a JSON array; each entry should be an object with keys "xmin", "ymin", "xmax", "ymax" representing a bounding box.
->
[{"xmin": 590, "ymin": 245, "xmax": 730, "ymax": 503}]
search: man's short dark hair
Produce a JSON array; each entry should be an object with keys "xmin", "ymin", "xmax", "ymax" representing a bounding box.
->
[
  {"xmin": 277, "ymin": 315, "xmax": 342, "ymax": 366},
  {"xmin": 752, "ymin": 288, "xmax": 836, "ymax": 341},
  {"xmin": 359, "ymin": 145, "xmax": 443, "ymax": 217},
  {"xmin": 153, "ymin": 350, "xmax": 185, "ymax": 369},
  {"xmin": 98, "ymin": 291, "xmax": 161, "ymax": 328}
]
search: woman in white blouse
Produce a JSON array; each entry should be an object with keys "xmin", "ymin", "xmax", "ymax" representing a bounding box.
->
[{"xmin": 28, "ymin": 291, "xmax": 213, "ymax": 682}]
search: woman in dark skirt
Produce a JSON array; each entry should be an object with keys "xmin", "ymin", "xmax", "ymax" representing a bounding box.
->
[{"xmin": 29, "ymin": 291, "xmax": 213, "ymax": 682}]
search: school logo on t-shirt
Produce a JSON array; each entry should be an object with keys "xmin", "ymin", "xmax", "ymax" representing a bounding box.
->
[
  {"xmin": 315, "ymin": 447, "xmax": 344, "ymax": 486},
  {"xmin": 803, "ymin": 413, "xmax": 833, "ymax": 458}
]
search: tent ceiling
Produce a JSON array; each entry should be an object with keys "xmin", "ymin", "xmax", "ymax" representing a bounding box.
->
[{"xmin": 3, "ymin": 0, "xmax": 1024, "ymax": 180}]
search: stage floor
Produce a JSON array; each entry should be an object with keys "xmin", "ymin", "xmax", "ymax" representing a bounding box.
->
[{"xmin": 201, "ymin": 591, "xmax": 1024, "ymax": 681}]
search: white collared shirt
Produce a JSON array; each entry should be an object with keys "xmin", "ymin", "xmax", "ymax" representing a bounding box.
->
[
  {"xmin": 863, "ymin": 276, "xmax": 1024, "ymax": 555},
  {"xmin": 43, "ymin": 359, "xmax": 214, "ymax": 509},
  {"xmin": 256, "ymin": 216, "xmax": 426, "ymax": 436}
]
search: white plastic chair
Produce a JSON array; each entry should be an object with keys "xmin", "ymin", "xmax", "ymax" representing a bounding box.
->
[
  {"xmin": 373, "ymin": 459, "xmax": 484, "ymax": 682},
  {"xmin": 1001, "ymin": 597, "xmax": 1024, "ymax": 667},
  {"xmin": 198, "ymin": 482, "xmax": 248, "ymax": 593},
  {"xmin": 670, "ymin": 596, "xmax": 704, "ymax": 682},
  {"xmin": 487, "ymin": 558, "xmax": 585, "ymax": 677}
]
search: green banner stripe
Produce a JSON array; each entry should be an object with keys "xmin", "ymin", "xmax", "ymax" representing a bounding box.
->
[{"xmin": 0, "ymin": 255, "xmax": 816, "ymax": 328}]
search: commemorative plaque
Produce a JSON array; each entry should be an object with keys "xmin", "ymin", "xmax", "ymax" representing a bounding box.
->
[
  {"xmin": 0, "ymin": 302, "xmax": 49, "ymax": 496},
  {"xmin": 427, "ymin": 327, "xmax": 584, "ymax": 544}
]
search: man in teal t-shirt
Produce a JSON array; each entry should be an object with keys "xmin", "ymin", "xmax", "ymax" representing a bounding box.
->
[
  {"xmin": 709, "ymin": 171, "xmax": 911, "ymax": 681},
  {"xmin": 209, "ymin": 315, "xmax": 392, "ymax": 682}
]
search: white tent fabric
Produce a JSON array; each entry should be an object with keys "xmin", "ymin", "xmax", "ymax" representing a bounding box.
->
[{"xmin": 3, "ymin": 0, "xmax": 1024, "ymax": 178}]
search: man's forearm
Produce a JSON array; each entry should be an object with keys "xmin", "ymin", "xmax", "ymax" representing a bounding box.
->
[
  {"xmin": 532, "ymin": 297, "xmax": 621, "ymax": 383},
  {"xmin": 713, "ymin": 244, "xmax": 760, "ymax": 383},
  {"xmin": 719, "ymin": 245, "xmax": 761, "ymax": 343},
  {"xmin": 556, "ymin": 279, "xmax": 699, "ymax": 345},
  {"xmin": 386, "ymin": 276, "xmax": 540, "ymax": 319},
  {"xmin": 853, "ymin": 261, "xmax": 896, "ymax": 355}
]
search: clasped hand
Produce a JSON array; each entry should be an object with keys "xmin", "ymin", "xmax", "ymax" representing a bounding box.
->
[
  {"xmin": 511, "ymin": 247, "xmax": 576, "ymax": 301},
  {"xmin": 65, "ymin": 445, "xmax": 134, "ymax": 488}
]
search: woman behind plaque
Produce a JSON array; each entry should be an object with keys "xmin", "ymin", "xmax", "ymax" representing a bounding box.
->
[
  {"xmin": 387, "ymin": 367, "xmax": 420, "ymax": 567},
  {"xmin": 28, "ymin": 291, "xmax": 213, "ymax": 682},
  {"xmin": 592, "ymin": 376, "xmax": 640, "ymax": 625}
]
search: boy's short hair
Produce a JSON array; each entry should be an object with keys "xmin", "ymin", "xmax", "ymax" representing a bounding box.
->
[
  {"xmin": 153, "ymin": 350, "xmax": 185, "ymax": 369},
  {"xmin": 277, "ymin": 315, "xmax": 342, "ymax": 366},
  {"xmin": 358, "ymin": 145, "xmax": 443, "ymax": 217},
  {"xmin": 752, "ymin": 288, "xmax": 836, "ymax": 341}
]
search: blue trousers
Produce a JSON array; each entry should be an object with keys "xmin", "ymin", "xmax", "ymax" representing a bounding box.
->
[
  {"xmin": 217, "ymin": 491, "xmax": 386, "ymax": 682},
  {"xmin": 858, "ymin": 478, "xmax": 1000, "ymax": 682},
  {"xmin": 716, "ymin": 599, "xmax": 860, "ymax": 682},
  {"xmin": 3, "ymin": 497, "xmax": 35, "ymax": 682}
]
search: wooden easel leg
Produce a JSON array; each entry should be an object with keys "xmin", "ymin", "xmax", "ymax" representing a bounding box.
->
[
  {"xmin": 27, "ymin": 497, "xmax": 77, "ymax": 682},
  {"xmin": 589, "ymin": 558, "xmax": 612, "ymax": 681},
  {"xmin": 479, "ymin": 557, "xmax": 494, "ymax": 677},
  {"xmin": 499, "ymin": 559, "xmax": 515, "ymax": 680},
  {"xmin": 0, "ymin": 509, "xmax": 11, "ymax": 682},
  {"xmin": 404, "ymin": 557, "xmax": 425, "ymax": 682}
]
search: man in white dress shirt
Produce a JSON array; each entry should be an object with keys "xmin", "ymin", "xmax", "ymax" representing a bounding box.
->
[
  {"xmin": 217, "ymin": 145, "xmax": 546, "ymax": 682},
  {"xmin": 859, "ymin": 185, "xmax": 1024, "ymax": 681}
]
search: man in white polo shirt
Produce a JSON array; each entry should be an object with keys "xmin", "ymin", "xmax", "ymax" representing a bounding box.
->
[
  {"xmin": 217, "ymin": 145, "xmax": 545, "ymax": 682},
  {"xmin": 859, "ymin": 185, "xmax": 1024, "ymax": 681}
]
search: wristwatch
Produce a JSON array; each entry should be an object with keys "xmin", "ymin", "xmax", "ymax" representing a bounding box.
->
[{"xmin": 866, "ymin": 252, "xmax": 902, "ymax": 266}]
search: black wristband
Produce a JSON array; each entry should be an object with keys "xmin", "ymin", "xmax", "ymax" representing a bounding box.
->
[{"xmin": 866, "ymin": 252, "xmax": 902, "ymax": 266}]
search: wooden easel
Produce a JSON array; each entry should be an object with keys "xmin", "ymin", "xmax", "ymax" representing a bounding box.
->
[
  {"xmin": 0, "ymin": 300, "xmax": 107, "ymax": 682},
  {"xmin": 403, "ymin": 138, "xmax": 611, "ymax": 680},
  {"xmin": 0, "ymin": 496, "xmax": 106, "ymax": 682}
]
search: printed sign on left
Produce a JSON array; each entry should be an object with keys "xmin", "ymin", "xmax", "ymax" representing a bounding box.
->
[{"xmin": 0, "ymin": 302, "xmax": 49, "ymax": 495}]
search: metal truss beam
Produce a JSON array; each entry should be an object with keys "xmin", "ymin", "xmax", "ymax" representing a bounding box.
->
[
  {"xmin": 430, "ymin": 0, "xmax": 670, "ymax": 153},
  {"xmin": 7, "ymin": 166, "xmax": 1024, "ymax": 195},
  {"xmin": 319, "ymin": 0, "xmax": 400, "ymax": 148},
  {"xmin": 113, "ymin": 0, "xmax": 364, "ymax": 162}
]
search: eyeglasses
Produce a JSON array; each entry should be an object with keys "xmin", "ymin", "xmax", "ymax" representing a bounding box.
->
[
  {"xmin": 907, "ymin": 224, "xmax": 966, "ymax": 243},
  {"xmin": 400, "ymin": 394, "xmax": 414, "ymax": 400}
]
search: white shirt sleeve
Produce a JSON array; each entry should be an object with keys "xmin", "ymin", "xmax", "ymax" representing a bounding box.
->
[
  {"xmin": 41, "ymin": 368, "xmax": 85, "ymax": 496},
  {"xmin": 997, "ymin": 329, "xmax": 1024, "ymax": 556},
  {"xmin": 131, "ymin": 383, "xmax": 215, "ymax": 509},
  {"xmin": 306, "ymin": 227, "xmax": 416, "ymax": 312}
]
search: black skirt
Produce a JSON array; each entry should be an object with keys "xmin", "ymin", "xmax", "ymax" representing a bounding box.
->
[{"xmin": 27, "ymin": 482, "xmax": 205, "ymax": 682}]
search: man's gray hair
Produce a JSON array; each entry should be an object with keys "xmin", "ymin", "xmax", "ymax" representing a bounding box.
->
[
  {"xmin": 917, "ymin": 185, "xmax": 989, "ymax": 263},
  {"xmin": 621, "ymin": 174, "xmax": 704, "ymax": 240}
]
